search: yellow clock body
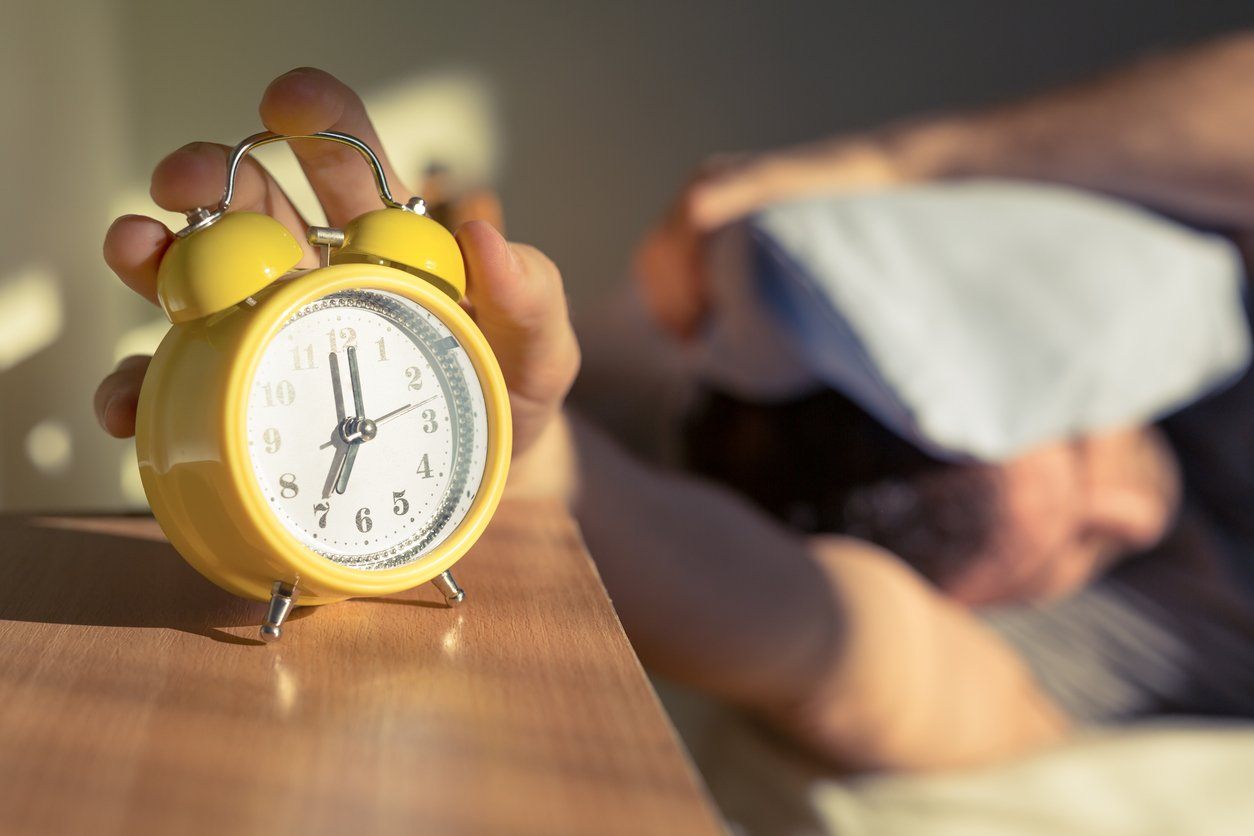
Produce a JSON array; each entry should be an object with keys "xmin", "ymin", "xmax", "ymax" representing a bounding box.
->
[{"xmin": 133, "ymin": 131, "xmax": 512, "ymax": 639}]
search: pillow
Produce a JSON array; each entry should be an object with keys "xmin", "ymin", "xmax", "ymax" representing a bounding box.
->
[{"xmin": 694, "ymin": 179, "xmax": 1250, "ymax": 461}]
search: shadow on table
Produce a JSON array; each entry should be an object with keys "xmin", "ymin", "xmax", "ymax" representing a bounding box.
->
[{"xmin": 0, "ymin": 515, "xmax": 314, "ymax": 645}]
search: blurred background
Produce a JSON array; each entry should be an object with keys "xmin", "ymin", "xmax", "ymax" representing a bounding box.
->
[{"xmin": 4, "ymin": 0, "xmax": 1254, "ymax": 512}]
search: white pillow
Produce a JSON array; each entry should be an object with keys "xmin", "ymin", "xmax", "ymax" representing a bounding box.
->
[{"xmin": 695, "ymin": 180, "xmax": 1250, "ymax": 461}]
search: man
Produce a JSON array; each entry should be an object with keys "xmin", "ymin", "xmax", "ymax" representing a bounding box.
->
[{"xmin": 96, "ymin": 32, "xmax": 1254, "ymax": 774}]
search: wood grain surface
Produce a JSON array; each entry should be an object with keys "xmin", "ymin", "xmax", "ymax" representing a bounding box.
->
[{"xmin": 0, "ymin": 501, "xmax": 724, "ymax": 835}]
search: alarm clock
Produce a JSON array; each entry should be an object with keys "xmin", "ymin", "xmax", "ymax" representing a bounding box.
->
[{"xmin": 135, "ymin": 130, "xmax": 512, "ymax": 641}]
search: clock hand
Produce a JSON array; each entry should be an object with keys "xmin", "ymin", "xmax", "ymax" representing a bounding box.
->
[
  {"xmin": 374, "ymin": 395, "xmax": 437, "ymax": 426},
  {"xmin": 329, "ymin": 351, "xmax": 347, "ymax": 423},
  {"xmin": 318, "ymin": 395, "xmax": 439, "ymax": 449},
  {"xmin": 319, "ymin": 351, "xmax": 353, "ymax": 498},
  {"xmin": 335, "ymin": 443, "xmax": 360, "ymax": 495},
  {"xmin": 333, "ymin": 345, "xmax": 367, "ymax": 495},
  {"xmin": 347, "ymin": 344, "xmax": 365, "ymax": 418},
  {"xmin": 322, "ymin": 442, "xmax": 348, "ymax": 499}
]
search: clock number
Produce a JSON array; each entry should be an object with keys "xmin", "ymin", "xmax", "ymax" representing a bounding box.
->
[
  {"xmin": 405, "ymin": 365, "xmax": 423, "ymax": 391},
  {"xmin": 392, "ymin": 490, "xmax": 410, "ymax": 516},
  {"xmin": 313, "ymin": 501, "xmax": 330, "ymax": 529},
  {"xmin": 327, "ymin": 327, "xmax": 357, "ymax": 353},
  {"xmin": 355, "ymin": 507, "xmax": 373, "ymax": 533},
  {"xmin": 291, "ymin": 344, "xmax": 315, "ymax": 371},
  {"xmin": 279, "ymin": 473, "xmax": 299, "ymax": 499},
  {"xmin": 421, "ymin": 408, "xmax": 438, "ymax": 434},
  {"xmin": 262, "ymin": 380, "xmax": 295, "ymax": 407},
  {"xmin": 417, "ymin": 453, "xmax": 433, "ymax": 480},
  {"xmin": 376, "ymin": 337, "xmax": 388, "ymax": 361},
  {"xmin": 263, "ymin": 427, "xmax": 281, "ymax": 454}
]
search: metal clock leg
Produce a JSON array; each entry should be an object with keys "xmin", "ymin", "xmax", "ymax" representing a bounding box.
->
[
  {"xmin": 260, "ymin": 581, "xmax": 299, "ymax": 642},
  {"xmin": 431, "ymin": 570, "xmax": 465, "ymax": 607}
]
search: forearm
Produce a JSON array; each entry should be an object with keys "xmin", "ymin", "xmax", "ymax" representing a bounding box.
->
[
  {"xmin": 889, "ymin": 30, "xmax": 1254, "ymax": 227},
  {"xmin": 565, "ymin": 410, "xmax": 839, "ymax": 709},
  {"xmin": 564, "ymin": 412, "xmax": 1067, "ymax": 769}
]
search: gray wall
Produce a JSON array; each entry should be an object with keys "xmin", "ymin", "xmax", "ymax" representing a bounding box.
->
[
  {"xmin": 117, "ymin": 0, "xmax": 1254, "ymax": 305},
  {"xmin": 2, "ymin": 0, "xmax": 1253, "ymax": 510}
]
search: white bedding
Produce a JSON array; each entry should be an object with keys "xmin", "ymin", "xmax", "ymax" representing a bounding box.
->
[{"xmin": 661, "ymin": 683, "xmax": 1254, "ymax": 836}]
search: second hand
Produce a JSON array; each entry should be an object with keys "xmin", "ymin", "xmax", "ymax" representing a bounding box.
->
[{"xmin": 320, "ymin": 394, "xmax": 438, "ymax": 450}]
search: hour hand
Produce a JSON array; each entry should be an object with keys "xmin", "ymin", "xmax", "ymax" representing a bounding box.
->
[{"xmin": 335, "ymin": 444, "xmax": 359, "ymax": 495}]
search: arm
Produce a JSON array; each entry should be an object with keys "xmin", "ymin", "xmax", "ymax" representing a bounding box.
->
[
  {"xmin": 891, "ymin": 30, "xmax": 1254, "ymax": 228},
  {"xmin": 639, "ymin": 30, "xmax": 1254, "ymax": 337},
  {"xmin": 566, "ymin": 412, "xmax": 1067, "ymax": 771},
  {"xmin": 94, "ymin": 67, "xmax": 1062, "ymax": 773}
]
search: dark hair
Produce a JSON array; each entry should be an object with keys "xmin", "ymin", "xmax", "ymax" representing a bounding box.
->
[{"xmin": 682, "ymin": 387, "xmax": 1003, "ymax": 586}]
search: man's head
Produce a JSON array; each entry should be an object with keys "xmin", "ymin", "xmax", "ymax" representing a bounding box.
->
[
  {"xmin": 680, "ymin": 182, "xmax": 1246, "ymax": 604},
  {"xmin": 685, "ymin": 388, "xmax": 1181, "ymax": 604}
]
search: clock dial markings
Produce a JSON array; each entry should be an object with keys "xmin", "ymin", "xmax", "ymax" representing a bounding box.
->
[{"xmin": 246, "ymin": 289, "xmax": 489, "ymax": 569}]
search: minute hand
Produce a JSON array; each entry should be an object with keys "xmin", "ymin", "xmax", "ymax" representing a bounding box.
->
[
  {"xmin": 329, "ymin": 351, "xmax": 347, "ymax": 423},
  {"xmin": 335, "ymin": 346, "xmax": 367, "ymax": 495},
  {"xmin": 347, "ymin": 345, "xmax": 366, "ymax": 418}
]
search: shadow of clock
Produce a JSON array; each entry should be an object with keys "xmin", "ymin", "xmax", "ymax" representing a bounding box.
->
[{"xmin": 0, "ymin": 514, "xmax": 314, "ymax": 646}]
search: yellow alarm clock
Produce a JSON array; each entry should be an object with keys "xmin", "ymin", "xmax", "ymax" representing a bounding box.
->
[{"xmin": 135, "ymin": 130, "xmax": 511, "ymax": 641}]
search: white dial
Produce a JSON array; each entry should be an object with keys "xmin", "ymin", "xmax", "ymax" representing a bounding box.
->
[{"xmin": 245, "ymin": 288, "xmax": 489, "ymax": 570}]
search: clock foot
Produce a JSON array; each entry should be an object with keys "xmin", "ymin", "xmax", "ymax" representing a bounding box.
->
[
  {"xmin": 260, "ymin": 581, "xmax": 299, "ymax": 642},
  {"xmin": 431, "ymin": 570, "xmax": 465, "ymax": 607}
]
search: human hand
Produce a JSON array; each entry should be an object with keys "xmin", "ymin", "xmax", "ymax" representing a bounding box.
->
[
  {"xmin": 633, "ymin": 135, "xmax": 914, "ymax": 340},
  {"xmin": 94, "ymin": 68, "xmax": 579, "ymax": 493}
]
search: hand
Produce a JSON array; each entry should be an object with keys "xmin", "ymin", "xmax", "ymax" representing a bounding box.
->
[
  {"xmin": 633, "ymin": 135, "xmax": 914, "ymax": 340},
  {"xmin": 94, "ymin": 68, "xmax": 580, "ymax": 497},
  {"xmin": 321, "ymin": 444, "xmax": 348, "ymax": 500},
  {"xmin": 328, "ymin": 351, "xmax": 347, "ymax": 424},
  {"xmin": 345, "ymin": 345, "xmax": 366, "ymax": 418},
  {"xmin": 319, "ymin": 350, "xmax": 352, "ymax": 498},
  {"xmin": 335, "ymin": 444, "xmax": 359, "ymax": 496},
  {"xmin": 318, "ymin": 396, "xmax": 437, "ymax": 450},
  {"xmin": 333, "ymin": 345, "xmax": 367, "ymax": 493},
  {"xmin": 371, "ymin": 397, "xmax": 435, "ymax": 427}
]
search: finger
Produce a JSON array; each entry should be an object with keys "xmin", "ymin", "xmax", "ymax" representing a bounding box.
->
[
  {"xmin": 443, "ymin": 188, "xmax": 505, "ymax": 233},
  {"xmin": 94, "ymin": 355, "xmax": 151, "ymax": 438},
  {"xmin": 685, "ymin": 140, "xmax": 903, "ymax": 230},
  {"xmin": 421, "ymin": 166, "xmax": 506, "ymax": 234},
  {"xmin": 260, "ymin": 67, "xmax": 411, "ymax": 226},
  {"xmin": 150, "ymin": 142, "xmax": 314, "ymax": 262},
  {"xmin": 630, "ymin": 159, "xmax": 753, "ymax": 341},
  {"xmin": 631, "ymin": 217, "xmax": 708, "ymax": 340},
  {"xmin": 103, "ymin": 215, "xmax": 173, "ymax": 306},
  {"xmin": 459, "ymin": 221, "xmax": 565, "ymax": 338},
  {"xmin": 457, "ymin": 221, "xmax": 579, "ymax": 449},
  {"xmin": 681, "ymin": 158, "xmax": 788, "ymax": 231}
]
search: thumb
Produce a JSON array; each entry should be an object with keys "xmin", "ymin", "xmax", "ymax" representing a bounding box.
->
[{"xmin": 456, "ymin": 221, "xmax": 580, "ymax": 448}]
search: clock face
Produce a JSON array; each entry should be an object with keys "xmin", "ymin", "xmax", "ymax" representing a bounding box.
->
[{"xmin": 245, "ymin": 288, "xmax": 489, "ymax": 570}]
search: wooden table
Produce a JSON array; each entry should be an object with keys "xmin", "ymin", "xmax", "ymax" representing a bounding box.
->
[{"xmin": 0, "ymin": 501, "xmax": 724, "ymax": 835}]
